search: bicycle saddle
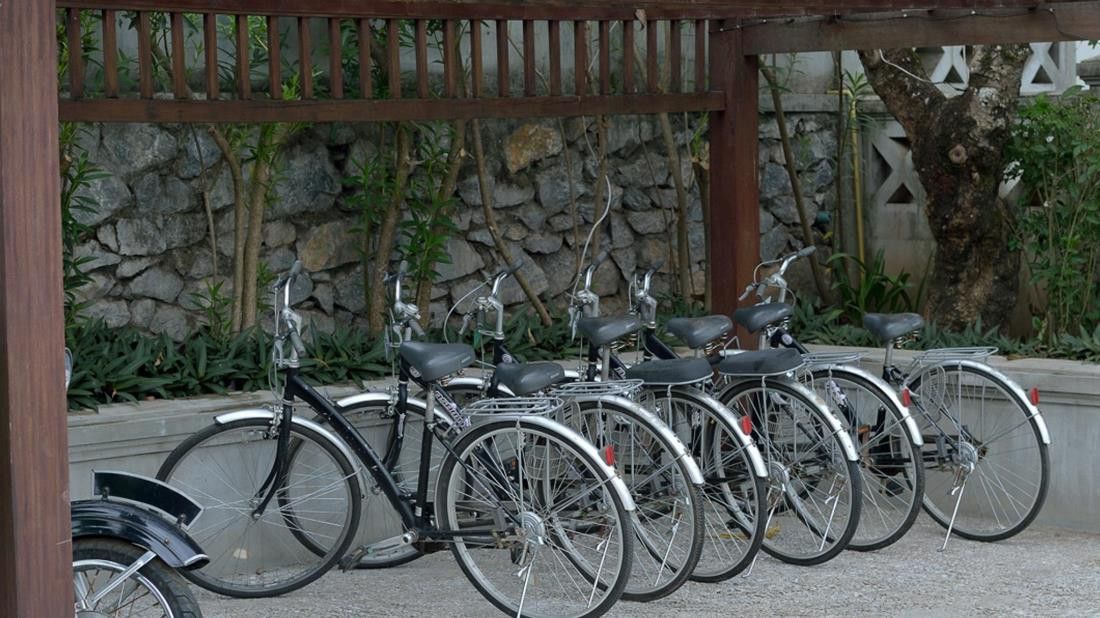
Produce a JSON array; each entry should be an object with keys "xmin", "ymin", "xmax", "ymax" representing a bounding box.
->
[
  {"xmin": 717, "ymin": 348, "xmax": 804, "ymax": 376},
  {"xmin": 399, "ymin": 342, "xmax": 475, "ymax": 382},
  {"xmin": 665, "ymin": 315, "xmax": 733, "ymax": 349},
  {"xmin": 625, "ymin": 358, "xmax": 713, "ymax": 385},
  {"xmin": 577, "ymin": 315, "xmax": 642, "ymax": 348},
  {"xmin": 863, "ymin": 313, "xmax": 925, "ymax": 342},
  {"xmin": 733, "ymin": 303, "xmax": 794, "ymax": 334},
  {"xmin": 493, "ymin": 362, "xmax": 566, "ymax": 396}
]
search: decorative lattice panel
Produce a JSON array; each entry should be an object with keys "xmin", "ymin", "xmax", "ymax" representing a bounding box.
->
[{"xmin": 915, "ymin": 43, "xmax": 1076, "ymax": 95}]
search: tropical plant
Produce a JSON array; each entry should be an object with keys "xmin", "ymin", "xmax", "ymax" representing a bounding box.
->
[{"xmin": 827, "ymin": 250, "xmax": 926, "ymax": 322}]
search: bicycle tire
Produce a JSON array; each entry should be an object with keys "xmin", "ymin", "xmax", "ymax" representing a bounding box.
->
[
  {"xmin": 436, "ymin": 416, "xmax": 634, "ymax": 618},
  {"xmin": 716, "ymin": 378, "xmax": 862, "ymax": 566},
  {"xmin": 806, "ymin": 366, "xmax": 925, "ymax": 551},
  {"xmin": 907, "ymin": 360, "xmax": 1050, "ymax": 542},
  {"xmin": 74, "ymin": 538, "xmax": 203, "ymax": 618},
  {"xmin": 156, "ymin": 418, "xmax": 361, "ymax": 598}
]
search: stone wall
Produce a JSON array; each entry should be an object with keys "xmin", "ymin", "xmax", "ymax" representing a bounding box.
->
[{"xmin": 72, "ymin": 110, "xmax": 837, "ymax": 339}]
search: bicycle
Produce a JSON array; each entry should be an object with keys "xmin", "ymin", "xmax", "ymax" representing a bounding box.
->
[
  {"xmin": 718, "ymin": 248, "xmax": 1049, "ymax": 549},
  {"xmin": 625, "ymin": 262, "xmax": 864, "ymax": 566},
  {"xmin": 437, "ymin": 260, "xmax": 708, "ymax": 601},
  {"xmin": 157, "ymin": 262, "xmax": 638, "ymax": 618},
  {"xmin": 726, "ymin": 248, "xmax": 926, "ymax": 552}
]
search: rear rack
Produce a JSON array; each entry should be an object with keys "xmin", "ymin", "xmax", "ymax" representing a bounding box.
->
[
  {"xmin": 801, "ymin": 351, "xmax": 868, "ymax": 366},
  {"xmin": 551, "ymin": 380, "xmax": 645, "ymax": 399},
  {"xmin": 464, "ymin": 397, "xmax": 566, "ymax": 417},
  {"xmin": 913, "ymin": 347, "xmax": 998, "ymax": 364}
]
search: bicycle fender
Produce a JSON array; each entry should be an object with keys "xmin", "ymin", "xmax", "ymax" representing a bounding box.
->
[
  {"xmin": 487, "ymin": 414, "xmax": 637, "ymax": 513},
  {"xmin": 214, "ymin": 409, "xmax": 359, "ymax": 471},
  {"xmin": 661, "ymin": 387, "xmax": 769, "ymax": 479},
  {"xmin": 813, "ymin": 364, "xmax": 924, "ymax": 447},
  {"xmin": 71, "ymin": 500, "xmax": 209, "ymax": 570},
  {"xmin": 908, "ymin": 360, "xmax": 1051, "ymax": 445},
  {"xmin": 567, "ymin": 394, "xmax": 705, "ymax": 486},
  {"xmin": 334, "ymin": 391, "xmax": 459, "ymax": 427},
  {"xmin": 786, "ymin": 380, "xmax": 861, "ymax": 462}
]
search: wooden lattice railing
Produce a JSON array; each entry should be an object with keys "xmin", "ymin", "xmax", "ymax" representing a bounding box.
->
[{"xmin": 57, "ymin": 1, "xmax": 724, "ymax": 122}]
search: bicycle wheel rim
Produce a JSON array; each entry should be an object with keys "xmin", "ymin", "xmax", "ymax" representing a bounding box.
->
[
  {"xmin": 807, "ymin": 368, "xmax": 924, "ymax": 551},
  {"xmin": 648, "ymin": 389, "xmax": 766, "ymax": 581},
  {"xmin": 438, "ymin": 418, "xmax": 633, "ymax": 618},
  {"xmin": 909, "ymin": 362, "xmax": 1050, "ymax": 540},
  {"xmin": 718, "ymin": 379, "xmax": 861, "ymax": 565},
  {"xmin": 157, "ymin": 419, "xmax": 360, "ymax": 597},
  {"xmin": 564, "ymin": 398, "xmax": 703, "ymax": 601},
  {"xmin": 73, "ymin": 559, "xmax": 174, "ymax": 617}
]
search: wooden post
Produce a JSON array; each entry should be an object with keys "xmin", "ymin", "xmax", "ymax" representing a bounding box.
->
[
  {"xmin": 0, "ymin": 0, "xmax": 71, "ymax": 616},
  {"xmin": 708, "ymin": 23, "xmax": 759, "ymax": 346}
]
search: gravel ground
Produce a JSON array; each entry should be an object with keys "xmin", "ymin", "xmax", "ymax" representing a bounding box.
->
[{"xmin": 198, "ymin": 519, "xmax": 1100, "ymax": 617}]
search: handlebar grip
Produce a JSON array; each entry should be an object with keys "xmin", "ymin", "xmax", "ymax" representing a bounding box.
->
[
  {"xmin": 288, "ymin": 330, "xmax": 307, "ymax": 357},
  {"xmin": 505, "ymin": 258, "xmax": 524, "ymax": 276},
  {"xmin": 410, "ymin": 319, "xmax": 426, "ymax": 338},
  {"xmin": 288, "ymin": 260, "xmax": 303, "ymax": 278},
  {"xmin": 797, "ymin": 246, "xmax": 817, "ymax": 258},
  {"xmin": 593, "ymin": 250, "xmax": 610, "ymax": 268}
]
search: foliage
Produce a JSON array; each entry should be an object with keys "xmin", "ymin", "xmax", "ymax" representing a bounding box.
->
[
  {"xmin": 65, "ymin": 320, "xmax": 389, "ymax": 411},
  {"xmin": 1005, "ymin": 90, "xmax": 1100, "ymax": 342},
  {"xmin": 399, "ymin": 123, "xmax": 456, "ymax": 288},
  {"xmin": 827, "ymin": 250, "xmax": 925, "ymax": 323},
  {"xmin": 59, "ymin": 124, "xmax": 107, "ymax": 326}
]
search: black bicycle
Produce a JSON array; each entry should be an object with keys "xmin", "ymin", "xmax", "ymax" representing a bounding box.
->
[{"xmin": 157, "ymin": 263, "xmax": 637, "ymax": 618}]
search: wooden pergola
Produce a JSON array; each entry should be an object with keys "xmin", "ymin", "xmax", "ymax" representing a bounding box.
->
[{"xmin": 3, "ymin": 0, "xmax": 1099, "ymax": 613}]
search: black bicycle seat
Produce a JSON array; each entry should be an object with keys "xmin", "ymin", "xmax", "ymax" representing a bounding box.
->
[{"xmin": 863, "ymin": 313, "xmax": 925, "ymax": 342}]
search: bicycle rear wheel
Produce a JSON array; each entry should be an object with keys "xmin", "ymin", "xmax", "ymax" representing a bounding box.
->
[
  {"xmin": 156, "ymin": 418, "xmax": 361, "ymax": 597},
  {"xmin": 907, "ymin": 361, "xmax": 1050, "ymax": 541},
  {"xmin": 806, "ymin": 367, "xmax": 924, "ymax": 551},
  {"xmin": 436, "ymin": 416, "xmax": 634, "ymax": 618},
  {"xmin": 644, "ymin": 387, "xmax": 767, "ymax": 582},
  {"xmin": 717, "ymin": 379, "xmax": 862, "ymax": 566}
]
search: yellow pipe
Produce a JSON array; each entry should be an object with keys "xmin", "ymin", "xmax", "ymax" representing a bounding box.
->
[{"xmin": 849, "ymin": 95, "xmax": 866, "ymax": 264}]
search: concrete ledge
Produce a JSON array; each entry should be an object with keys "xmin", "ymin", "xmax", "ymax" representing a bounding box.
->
[{"xmin": 68, "ymin": 348, "xmax": 1099, "ymax": 532}]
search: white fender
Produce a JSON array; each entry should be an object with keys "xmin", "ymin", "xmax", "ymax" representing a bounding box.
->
[
  {"xmin": 441, "ymin": 376, "xmax": 516, "ymax": 397},
  {"xmin": 810, "ymin": 364, "xmax": 924, "ymax": 447},
  {"xmin": 655, "ymin": 386, "xmax": 769, "ymax": 479},
  {"xmin": 214, "ymin": 409, "xmax": 359, "ymax": 470},
  {"xmin": 906, "ymin": 360, "xmax": 1051, "ymax": 445}
]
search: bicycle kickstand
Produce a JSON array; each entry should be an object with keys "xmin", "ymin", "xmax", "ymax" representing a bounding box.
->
[{"xmin": 939, "ymin": 462, "xmax": 973, "ymax": 552}]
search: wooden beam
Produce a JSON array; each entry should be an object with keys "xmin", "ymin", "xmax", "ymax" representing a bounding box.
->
[
  {"xmin": 57, "ymin": 0, "xmax": 1089, "ymax": 21},
  {"xmin": 0, "ymin": 1, "xmax": 70, "ymax": 616},
  {"xmin": 236, "ymin": 14, "xmax": 250, "ymax": 99},
  {"xmin": 740, "ymin": 2, "xmax": 1100, "ymax": 54},
  {"xmin": 171, "ymin": 12, "xmax": 187, "ymax": 99},
  {"xmin": 622, "ymin": 20, "xmax": 635, "ymax": 93},
  {"xmin": 694, "ymin": 19, "xmax": 706, "ymax": 92},
  {"xmin": 669, "ymin": 20, "xmax": 682, "ymax": 93},
  {"xmin": 574, "ymin": 20, "xmax": 587, "ymax": 95},
  {"xmin": 548, "ymin": 20, "xmax": 561, "ymax": 95},
  {"xmin": 329, "ymin": 18, "xmax": 343, "ymax": 98},
  {"xmin": 102, "ymin": 9, "xmax": 119, "ymax": 97},
  {"xmin": 358, "ymin": 18, "xmax": 372, "ymax": 98},
  {"xmin": 471, "ymin": 19, "xmax": 484, "ymax": 97},
  {"xmin": 138, "ymin": 11, "xmax": 153, "ymax": 98},
  {"xmin": 387, "ymin": 19, "xmax": 400, "ymax": 98},
  {"xmin": 646, "ymin": 19, "xmax": 657, "ymax": 93},
  {"xmin": 268, "ymin": 15, "xmax": 282, "ymax": 99},
  {"xmin": 598, "ymin": 20, "xmax": 611, "ymax": 95},
  {"xmin": 298, "ymin": 17, "xmax": 313, "ymax": 98},
  {"xmin": 416, "ymin": 19, "xmax": 429, "ymax": 98},
  {"xmin": 444, "ymin": 19, "xmax": 458, "ymax": 97},
  {"xmin": 497, "ymin": 19, "xmax": 509, "ymax": 96},
  {"xmin": 523, "ymin": 20, "xmax": 536, "ymax": 97},
  {"xmin": 60, "ymin": 91, "xmax": 725, "ymax": 123},
  {"xmin": 67, "ymin": 9, "xmax": 84, "ymax": 99},
  {"xmin": 708, "ymin": 24, "xmax": 759, "ymax": 343},
  {"xmin": 204, "ymin": 13, "xmax": 218, "ymax": 99}
]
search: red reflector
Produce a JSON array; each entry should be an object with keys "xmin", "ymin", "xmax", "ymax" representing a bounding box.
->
[
  {"xmin": 740, "ymin": 416, "xmax": 753, "ymax": 436},
  {"xmin": 1029, "ymin": 387, "xmax": 1040, "ymax": 406},
  {"xmin": 901, "ymin": 388, "xmax": 912, "ymax": 407},
  {"xmin": 603, "ymin": 445, "xmax": 616, "ymax": 466}
]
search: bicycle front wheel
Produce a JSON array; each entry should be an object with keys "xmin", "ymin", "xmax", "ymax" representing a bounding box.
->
[
  {"xmin": 156, "ymin": 418, "xmax": 361, "ymax": 597},
  {"xmin": 564, "ymin": 397, "xmax": 704, "ymax": 602},
  {"xmin": 908, "ymin": 361, "xmax": 1050, "ymax": 541},
  {"xmin": 644, "ymin": 387, "xmax": 767, "ymax": 582},
  {"xmin": 806, "ymin": 366, "xmax": 925, "ymax": 551},
  {"xmin": 436, "ymin": 416, "xmax": 634, "ymax": 618},
  {"xmin": 717, "ymin": 378, "xmax": 862, "ymax": 566}
]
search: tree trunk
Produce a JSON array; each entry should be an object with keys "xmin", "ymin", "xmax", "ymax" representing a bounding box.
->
[
  {"xmin": 858, "ymin": 46, "xmax": 1029, "ymax": 330},
  {"xmin": 367, "ymin": 124, "xmax": 412, "ymax": 335},
  {"xmin": 209, "ymin": 127, "xmax": 247, "ymax": 332}
]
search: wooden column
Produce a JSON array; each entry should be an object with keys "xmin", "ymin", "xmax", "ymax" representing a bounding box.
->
[
  {"xmin": 708, "ymin": 23, "xmax": 759, "ymax": 346},
  {"xmin": 0, "ymin": 0, "xmax": 70, "ymax": 616}
]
